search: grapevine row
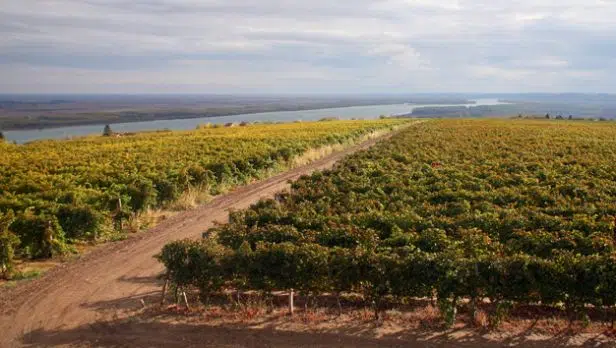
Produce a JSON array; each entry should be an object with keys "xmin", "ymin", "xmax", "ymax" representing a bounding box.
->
[
  {"xmin": 0, "ymin": 119, "xmax": 404, "ymax": 276},
  {"xmin": 159, "ymin": 119, "xmax": 616, "ymax": 324}
]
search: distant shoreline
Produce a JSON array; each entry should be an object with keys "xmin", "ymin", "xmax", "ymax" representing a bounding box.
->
[{"xmin": 0, "ymin": 99, "xmax": 471, "ymax": 131}]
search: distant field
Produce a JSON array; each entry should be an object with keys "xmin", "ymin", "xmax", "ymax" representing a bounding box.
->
[
  {"xmin": 0, "ymin": 119, "xmax": 406, "ymax": 272},
  {"xmin": 160, "ymin": 119, "xmax": 616, "ymax": 326}
]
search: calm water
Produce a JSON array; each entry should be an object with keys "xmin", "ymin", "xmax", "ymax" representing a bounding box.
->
[{"xmin": 4, "ymin": 99, "xmax": 503, "ymax": 144}]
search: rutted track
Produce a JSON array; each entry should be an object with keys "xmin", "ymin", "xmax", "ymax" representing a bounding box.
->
[{"xmin": 0, "ymin": 129, "xmax": 403, "ymax": 348}]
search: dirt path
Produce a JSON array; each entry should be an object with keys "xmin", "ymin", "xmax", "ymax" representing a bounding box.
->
[{"xmin": 0, "ymin": 131, "xmax": 400, "ymax": 348}]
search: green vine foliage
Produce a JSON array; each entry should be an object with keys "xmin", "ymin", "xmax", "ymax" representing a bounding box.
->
[
  {"xmin": 1, "ymin": 120, "xmax": 403, "ymax": 259},
  {"xmin": 0, "ymin": 211, "xmax": 19, "ymax": 278},
  {"xmin": 159, "ymin": 120, "xmax": 616, "ymax": 323},
  {"xmin": 10, "ymin": 211, "xmax": 68, "ymax": 259}
]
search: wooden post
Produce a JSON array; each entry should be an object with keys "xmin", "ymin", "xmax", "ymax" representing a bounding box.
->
[
  {"xmin": 117, "ymin": 198, "xmax": 124, "ymax": 230},
  {"xmin": 336, "ymin": 292, "xmax": 342, "ymax": 316},
  {"xmin": 183, "ymin": 291, "xmax": 190, "ymax": 310},
  {"xmin": 288, "ymin": 289, "xmax": 294, "ymax": 315},
  {"xmin": 374, "ymin": 299, "xmax": 380, "ymax": 321},
  {"xmin": 160, "ymin": 273, "xmax": 170, "ymax": 305},
  {"xmin": 267, "ymin": 292, "xmax": 274, "ymax": 314}
]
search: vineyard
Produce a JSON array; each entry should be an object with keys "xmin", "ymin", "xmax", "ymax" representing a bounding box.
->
[
  {"xmin": 0, "ymin": 119, "xmax": 405, "ymax": 277},
  {"xmin": 160, "ymin": 119, "xmax": 616, "ymax": 326}
]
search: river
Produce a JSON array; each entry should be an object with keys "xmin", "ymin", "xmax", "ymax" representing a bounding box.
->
[{"xmin": 3, "ymin": 99, "xmax": 504, "ymax": 144}]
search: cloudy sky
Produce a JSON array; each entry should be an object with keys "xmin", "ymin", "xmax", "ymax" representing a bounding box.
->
[{"xmin": 1, "ymin": 0, "xmax": 615, "ymax": 94}]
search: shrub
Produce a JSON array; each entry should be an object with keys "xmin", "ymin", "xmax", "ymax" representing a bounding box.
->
[
  {"xmin": 0, "ymin": 211, "xmax": 19, "ymax": 279},
  {"xmin": 56, "ymin": 204, "xmax": 103, "ymax": 240},
  {"xmin": 127, "ymin": 179, "xmax": 157, "ymax": 212},
  {"xmin": 10, "ymin": 212, "xmax": 68, "ymax": 259}
]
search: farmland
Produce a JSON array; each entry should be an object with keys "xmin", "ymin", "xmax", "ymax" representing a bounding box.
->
[
  {"xmin": 160, "ymin": 119, "xmax": 616, "ymax": 327},
  {"xmin": 0, "ymin": 119, "xmax": 405, "ymax": 277}
]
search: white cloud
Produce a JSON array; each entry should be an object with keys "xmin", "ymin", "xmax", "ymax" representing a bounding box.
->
[{"xmin": 1, "ymin": 0, "xmax": 615, "ymax": 93}]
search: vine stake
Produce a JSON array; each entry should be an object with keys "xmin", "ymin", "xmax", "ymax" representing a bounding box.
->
[
  {"xmin": 289, "ymin": 289, "xmax": 294, "ymax": 315},
  {"xmin": 160, "ymin": 272, "xmax": 170, "ymax": 305}
]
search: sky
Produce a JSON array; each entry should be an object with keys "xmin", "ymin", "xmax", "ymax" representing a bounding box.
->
[{"xmin": 1, "ymin": 0, "xmax": 615, "ymax": 94}]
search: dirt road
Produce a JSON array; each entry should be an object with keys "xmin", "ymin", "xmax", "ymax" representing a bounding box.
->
[{"xmin": 0, "ymin": 133, "xmax": 396, "ymax": 348}]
